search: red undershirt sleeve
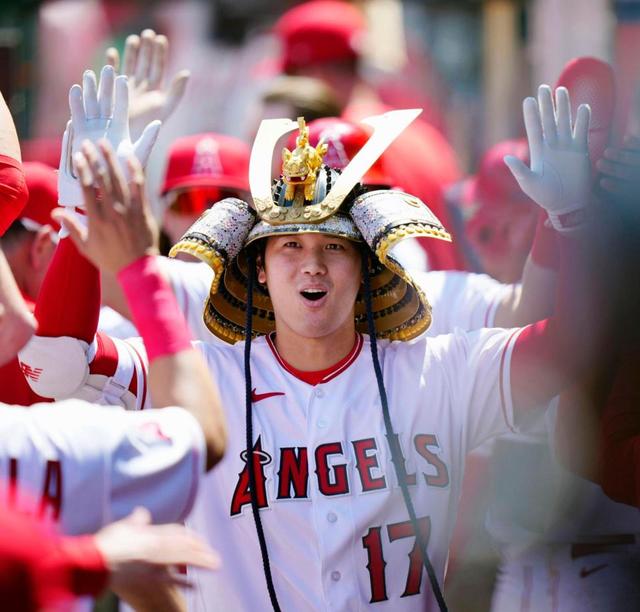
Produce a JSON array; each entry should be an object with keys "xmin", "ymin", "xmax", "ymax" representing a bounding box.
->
[
  {"xmin": 35, "ymin": 237, "xmax": 100, "ymax": 343},
  {"xmin": 510, "ymin": 232, "xmax": 599, "ymax": 414}
]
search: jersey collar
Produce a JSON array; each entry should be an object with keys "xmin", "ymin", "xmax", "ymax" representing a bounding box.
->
[{"xmin": 266, "ymin": 332, "xmax": 364, "ymax": 386}]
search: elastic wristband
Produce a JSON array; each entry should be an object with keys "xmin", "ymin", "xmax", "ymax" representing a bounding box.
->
[
  {"xmin": 548, "ymin": 208, "xmax": 588, "ymax": 233},
  {"xmin": 117, "ymin": 255, "xmax": 192, "ymax": 361},
  {"xmin": 530, "ymin": 211, "xmax": 559, "ymax": 270}
]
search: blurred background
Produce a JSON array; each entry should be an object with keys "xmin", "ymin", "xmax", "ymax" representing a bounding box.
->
[
  {"xmin": 2, "ymin": 3, "xmax": 639, "ymax": 611},
  {"xmin": 1, "ymin": 0, "xmax": 637, "ymax": 210}
]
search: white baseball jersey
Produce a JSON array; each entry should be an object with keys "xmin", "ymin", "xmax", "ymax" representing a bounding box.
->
[
  {"xmin": 417, "ymin": 271, "xmax": 515, "ymax": 337},
  {"xmin": 97, "ymin": 257, "xmax": 215, "ymax": 343},
  {"xmin": 158, "ymin": 257, "xmax": 214, "ymax": 343},
  {"xmin": 0, "ymin": 401, "xmax": 204, "ymax": 535},
  {"xmin": 183, "ymin": 328, "xmax": 522, "ymax": 611}
]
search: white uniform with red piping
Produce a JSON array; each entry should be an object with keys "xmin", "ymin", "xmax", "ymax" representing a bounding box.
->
[
  {"xmin": 0, "ymin": 401, "xmax": 204, "ymax": 536},
  {"xmin": 176, "ymin": 328, "xmax": 520, "ymax": 610}
]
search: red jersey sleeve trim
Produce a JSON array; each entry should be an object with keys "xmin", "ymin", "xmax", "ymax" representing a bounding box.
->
[{"xmin": 499, "ymin": 327, "xmax": 523, "ymax": 434}]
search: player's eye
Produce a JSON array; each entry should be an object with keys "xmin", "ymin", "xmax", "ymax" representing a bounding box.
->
[
  {"xmin": 325, "ymin": 243, "xmax": 344, "ymax": 251},
  {"xmin": 283, "ymin": 240, "xmax": 301, "ymax": 248}
]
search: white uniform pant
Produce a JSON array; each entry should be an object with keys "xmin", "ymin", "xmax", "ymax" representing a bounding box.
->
[{"xmin": 491, "ymin": 540, "xmax": 640, "ymax": 612}]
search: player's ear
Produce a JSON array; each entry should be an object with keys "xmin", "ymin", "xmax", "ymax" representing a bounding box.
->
[
  {"xmin": 254, "ymin": 240, "xmax": 267, "ymax": 286},
  {"xmin": 29, "ymin": 226, "xmax": 56, "ymax": 272}
]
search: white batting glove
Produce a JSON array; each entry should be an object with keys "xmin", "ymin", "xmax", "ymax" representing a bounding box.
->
[
  {"xmin": 58, "ymin": 65, "xmax": 161, "ymax": 209},
  {"xmin": 505, "ymin": 85, "xmax": 592, "ymax": 232}
]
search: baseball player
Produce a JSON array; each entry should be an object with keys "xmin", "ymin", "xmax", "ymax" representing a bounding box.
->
[
  {"xmin": 25, "ymin": 62, "xmax": 604, "ymax": 612},
  {"xmin": 0, "ymin": 143, "xmax": 226, "ymax": 540}
]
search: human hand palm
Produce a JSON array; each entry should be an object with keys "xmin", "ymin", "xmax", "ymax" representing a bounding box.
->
[{"xmin": 505, "ymin": 85, "xmax": 591, "ymax": 224}]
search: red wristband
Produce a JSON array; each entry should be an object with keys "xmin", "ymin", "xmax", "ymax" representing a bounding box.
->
[
  {"xmin": 117, "ymin": 255, "xmax": 192, "ymax": 361},
  {"xmin": 530, "ymin": 211, "xmax": 559, "ymax": 270},
  {"xmin": 56, "ymin": 535, "xmax": 110, "ymax": 597}
]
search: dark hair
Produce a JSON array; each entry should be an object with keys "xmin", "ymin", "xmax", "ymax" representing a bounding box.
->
[{"xmin": 0, "ymin": 221, "xmax": 32, "ymax": 250}]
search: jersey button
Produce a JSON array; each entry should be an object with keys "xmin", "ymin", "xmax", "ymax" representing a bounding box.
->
[
  {"xmin": 315, "ymin": 387, "xmax": 325, "ymax": 398},
  {"xmin": 327, "ymin": 512, "xmax": 337, "ymax": 523},
  {"xmin": 331, "ymin": 571, "xmax": 341, "ymax": 582},
  {"xmin": 317, "ymin": 419, "xmax": 327, "ymax": 429}
]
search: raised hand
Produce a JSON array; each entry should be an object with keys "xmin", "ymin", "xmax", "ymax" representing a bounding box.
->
[
  {"xmin": 505, "ymin": 85, "xmax": 592, "ymax": 232},
  {"xmin": 94, "ymin": 507, "xmax": 219, "ymax": 610},
  {"xmin": 106, "ymin": 29, "xmax": 190, "ymax": 140},
  {"xmin": 54, "ymin": 139, "xmax": 160, "ymax": 274},
  {"xmin": 58, "ymin": 65, "xmax": 162, "ymax": 208}
]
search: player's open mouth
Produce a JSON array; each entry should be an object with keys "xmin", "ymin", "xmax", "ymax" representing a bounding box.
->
[{"xmin": 300, "ymin": 289, "xmax": 327, "ymax": 302}]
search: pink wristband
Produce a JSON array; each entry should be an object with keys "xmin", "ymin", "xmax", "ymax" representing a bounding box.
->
[{"xmin": 117, "ymin": 255, "xmax": 192, "ymax": 361}]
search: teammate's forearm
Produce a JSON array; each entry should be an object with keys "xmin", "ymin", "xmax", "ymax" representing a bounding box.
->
[
  {"xmin": 495, "ymin": 213, "xmax": 558, "ymax": 328},
  {"xmin": 0, "ymin": 90, "xmax": 21, "ymax": 162},
  {"xmin": 118, "ymin": 255, "xmax": 226, "ymax": 469},
  {"xmin": 0, "ymin": 248, "xmax": 36, "ymax": 365},
  {"xmin": 510, "ymin": 230, "xmax": 600, "ymax": 412}
]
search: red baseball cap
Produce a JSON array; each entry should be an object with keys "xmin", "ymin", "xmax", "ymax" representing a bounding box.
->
[
  {"xmin": 555, "ymin": 56, "xmax": 615, "ymax": 167},
  {"xmin": 305, "ymin": 117, "xmax": 392, "ymax": 186},
  {"xmin": 161, "ymin": 133, "xmax": 250, "ymax": 196},
  {"xmin": 275, "ymin": 1, "xmax": 366, "ymax": 74},
  {"xmin": 464, "ymin": 139, "xmax": 533, "ymax": 211},
  {"xmin": 21, "ymin": 162, "xmax": 60, "ymax": 232}
]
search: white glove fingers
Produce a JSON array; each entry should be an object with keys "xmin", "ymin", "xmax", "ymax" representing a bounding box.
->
[
  {"xmin": 98, "ymin": 139, "xmax": 130, "ymax": 206},
  {"xmin": 573, "ymin": 103, "xmax": 591, "ymax": 151},
  {"xmin": 82, "ymin": 70, "xmax": 100, "ymax": 119},
  {"xmin": 58, "ymin": 120, "xmax": 72, "ymax": 175},
  {"xmin": 73, "ymin": 150, "xmax": 104, "ymax": 221},
  {"xmin": 522, "ymin": 97, "xmax": 543, "ymax": 172},
  {"xmin": 105, "ymin": 47, "xmax": 119, "ymax": 71},
  {"xmin": 538, "ymin": 84, "xmax": 558, "ymax": 147},
  {"xmin": 163, "ymin": 70, "xmax": 190, "ymax": 119},
  {"xmin": 53, "ymin": 207, "xmax": 89, "ymax": 248},
  {"xmin": 148, "ymin": 34, "xmax": 168, "ymax": 90},
  {"xmin": 112, "ymin": 75, "xmax": 131, "ymax": 134},
  {"xmin": 504, "ymin": 154, "xmax": 534, "ymax": 188},
  {"xmin": 122, "ymin": 34, "xmax": 140, "ymax": 78},
  {"xmin": 69, "ymin": 84, "xmax": 86, "ymax": 126},
  {"xmin": 132, "ymin": 119, "xmax": 162, "ymax": 167},
  {"xmin": 555, "ymin": 87, "xmax": 572, "ymax": 146},
  {"xmin": 97, "ymin": 65, "xmax": 115, "ymax": 119},
  {"xmin": 135, "ymin": 29, "xmax": 155, "ymax": 84}
]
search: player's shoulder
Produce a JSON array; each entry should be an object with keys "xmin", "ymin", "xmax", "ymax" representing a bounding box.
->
[
  {"xmin": 380, "ymin": 326, "xmax": 513, "ymax": 364},
  {"xmin": 195, "ymin": 334, "xmax": 270, "ymax": 368},
  {"xmin": 157, "ymin": 256, "xmax": 214, "ymax": 285}
]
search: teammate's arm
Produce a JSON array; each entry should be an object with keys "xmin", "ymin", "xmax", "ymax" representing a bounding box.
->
[
  {"xmin": 493, "ymin": 213, "xmax": 557, "ymax": 328},
  {"xmin": 0, "ymin": 503, "xmax": 218, "ymax": 610},
  {"xmin": 0, "ymin": 90, "xmax": 29, "ymax": 235},
  {"xmin": 57, "ymin": 140, "xmax": 226, "ymax": 469},
  {"xmin": 504, "ymin": 85, "xmax": 603, "ymax": 413},
  {"xmin": 0, "ymin": 248, "xmax": 36, "ymax": 366}
]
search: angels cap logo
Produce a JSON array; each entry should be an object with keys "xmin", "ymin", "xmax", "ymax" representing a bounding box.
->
[
  {"xmin": 319, "ymin": 127, "xmax": 351, "ymax": 169},
  {"xmin": 191, "ymin": 137, "xmax": 223, "ymax": 177}
]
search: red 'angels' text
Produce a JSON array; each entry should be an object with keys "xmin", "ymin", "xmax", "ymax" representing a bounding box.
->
[{"xmin": 230, "ymin": 433, "xmax": 449, "ymax": 516}]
